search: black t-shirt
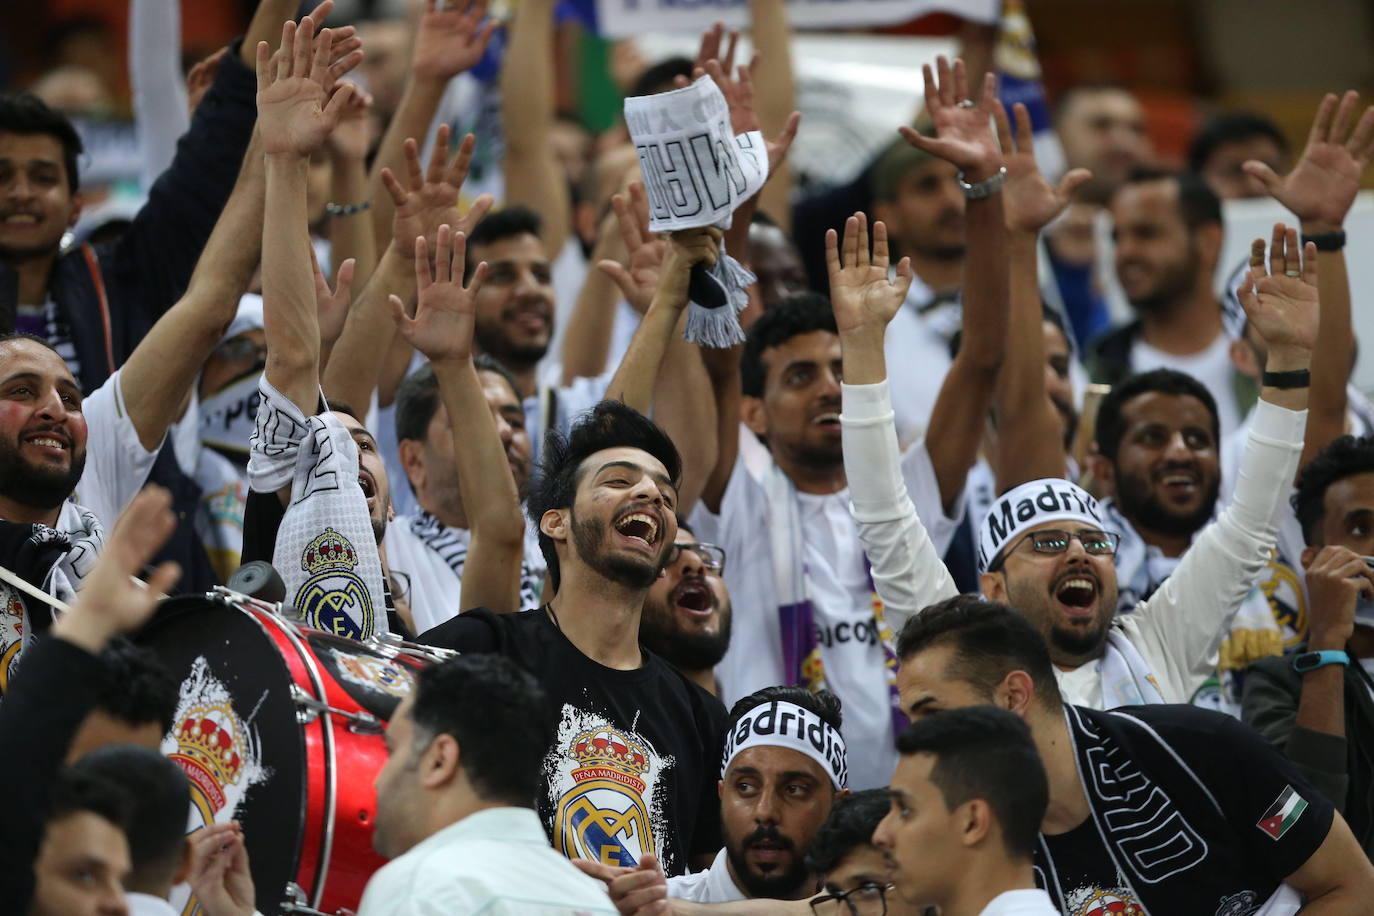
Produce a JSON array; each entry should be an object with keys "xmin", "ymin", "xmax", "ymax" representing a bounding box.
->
[
  {"xmin": 419, "ymin": 607, "xmax": 727, "ymax": 876},
  {"xmin": 1038, "ymin": 704, "xmax": 1335, "ymax": 915}
]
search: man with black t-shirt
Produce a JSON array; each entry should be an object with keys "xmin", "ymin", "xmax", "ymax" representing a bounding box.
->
[
  {"xmin": 894, "ymin": 596, "xmax": 1374, "ymax": 913},
  {"xmin": 420, "ymin": 400, "xmax": 727, "ymax": 876}
]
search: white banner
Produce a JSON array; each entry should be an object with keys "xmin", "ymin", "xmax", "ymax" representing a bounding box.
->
[
  {"xmin": 595, "ymin": 0, "xmax": 999, "ymax": 39},
  {"xmin": 625, "ymin": 76, "xmax": 768, "ymax": 230}
]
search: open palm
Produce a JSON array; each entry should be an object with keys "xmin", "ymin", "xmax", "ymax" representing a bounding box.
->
[
  {"xmin": 898, "ymin": 56, "xmax": 1002, "ymax": 177},
  {"xmin": 996, "ymin": 102, "xmax": 1093, "ymax": 233},
  {"xmin": 826, "ymin": 213, "xmax": 912, "ymax": 335},
  {"xmin": 384, "ymin": 126, "xmax": 494, "ymax": 260},
  {"xmin": 392, "ymin": 225, "xmax": 485, "ymax": 364},
  {"xmin": 1237, "ymin": 224, "xmax": 1319, "ymax": 353},
  {"xmin": 412, "ymin": 0, "xmax": 498, "ymax": 82},
  {"xmin": 255, "ymin": 20, "xmax": 353, "ymax": 158},
  {"xmin": 1245, "ymin": 91, "xmax": 1374, "ymax": 228},
  {"xmin": 598, "ymin": 182, "xmax": 666, "ymax": 315}
]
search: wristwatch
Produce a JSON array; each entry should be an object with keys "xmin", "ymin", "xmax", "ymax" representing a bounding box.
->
[
  {"xmin": 958, "ymin": 167, "xmax": 1007, "ymax": 200},
  {"xmin": 1292, "ymin": 650, "xmax": 1350, "ymax": 673}
]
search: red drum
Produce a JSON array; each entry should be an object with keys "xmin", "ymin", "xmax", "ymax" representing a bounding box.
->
[{"xmin": 138, "ymin": 589, "xmax": 453, "ymax": 915}]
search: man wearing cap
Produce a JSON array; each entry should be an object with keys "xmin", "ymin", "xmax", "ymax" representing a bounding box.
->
[
  {"xmin": 575, "ymin": 686, "xmax": 848, "ymax": 910},
  {"xmin": 837, "ymin": 197, "xmax": 1318, "ymax": 709},
  {"xmin": 1244, "ymin": 435, "xmax": 1374, "ymax": 857}
]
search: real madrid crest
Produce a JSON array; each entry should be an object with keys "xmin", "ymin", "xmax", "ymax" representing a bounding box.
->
[
  {"xmin": 296, "ymin": 527, "xmax": 374, "ymax": 639},
  {"xmin": 553, "ymin": 727, "xmax": 656, "ymax": 868}
]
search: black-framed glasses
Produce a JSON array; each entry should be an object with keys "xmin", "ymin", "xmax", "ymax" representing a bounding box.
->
[
  {"xmin": 213, "ymin": 336, "xmax": 269, "ymax": 364},
  {"xmin": 664, "ymin": 541, "xmax": 726, "ymax": 573},
  {"xmin": 810, "ymin": 882, "xmax": 895, "ymax": 916},
  {"xmin": 992, "ymin": 528, "xmax": 1121, "ymax": 571}
]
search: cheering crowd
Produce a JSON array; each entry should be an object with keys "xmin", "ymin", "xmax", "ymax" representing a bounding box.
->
[{"xmin": 5, "ymin": 0, "xmax": 1374, "ymax": 913}]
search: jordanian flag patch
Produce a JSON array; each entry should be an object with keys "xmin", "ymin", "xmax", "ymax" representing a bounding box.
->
[{"xmin": 1256, "ymin": 785, "xmax": 1308, "ymax": 840}]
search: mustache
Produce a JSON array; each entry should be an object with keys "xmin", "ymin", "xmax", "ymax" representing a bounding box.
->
[{"xmin": 741, "ymin": 824, "xmax": 795, "ymax": 852}]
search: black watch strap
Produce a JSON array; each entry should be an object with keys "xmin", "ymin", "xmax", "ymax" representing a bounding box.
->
[
  {"xmin": 1262, "ymin": 368, "xmax": 1311, "ymax": 390},
  {"xmin": 1302, "ymin": 230, "xmax": 1346, "ymax": 252}
]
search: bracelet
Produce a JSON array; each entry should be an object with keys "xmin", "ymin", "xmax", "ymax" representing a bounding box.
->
[
  {"xmin": 957, "ymin": 166, "xmax": 1007, "ymax": 200},
  {"xmin": 1261, "ymin": 368, "xmax": 1311, "ymax": 390},
  {"xmin": 1302, "ymin": 230, "xmax": 1345, "ymax": 252},
  {"xmin": 326, "ymin": 201, "xmax": 372, "ymax": 217},
  {"xmin": 1292, "ymin": 649, "xmax": 1349, "ymax": 673}
]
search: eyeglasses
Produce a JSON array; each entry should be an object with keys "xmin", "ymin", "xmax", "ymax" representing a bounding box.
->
[
  {"xmin": 664, "ymin": 541, "xmax": 726, "ymax": 573},
  {"xmin": 991, "ymin": 528, "xmax": 1121, "ymax": 571},
  {"xmin": 810, "ymin": 882, "xmax": 895, "ymax": 916},
  {"xmin": 214, "ymin": 336, "xmax": 269, "ymax": 364}
]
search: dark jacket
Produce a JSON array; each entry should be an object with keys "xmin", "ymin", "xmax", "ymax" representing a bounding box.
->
[
  {"xmin": 1242, "ymin": 650, "xmax": 1374, "ymax": 858},
  {"xmin": 0, "ymin": 44, "xmax": 258, "ymax": 592}
]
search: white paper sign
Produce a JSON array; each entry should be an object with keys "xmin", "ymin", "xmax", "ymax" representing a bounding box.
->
[
  {"xmin": 593, "ymin": 0, "xmax": 999, "ymax": 39},
  {"xmin": 624, "ymin": 76, "xmax": 768, "ymax": 231}
]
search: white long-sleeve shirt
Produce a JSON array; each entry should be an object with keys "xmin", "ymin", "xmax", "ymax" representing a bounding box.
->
[{"xmin": 842, "ymin": 379, "xmax": 1307, "ymax": 709}]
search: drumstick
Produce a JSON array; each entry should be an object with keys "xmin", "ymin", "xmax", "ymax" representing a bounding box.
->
[{"xmin": 0, "ymin": 565, "xmax": 169, "ymax": 616}]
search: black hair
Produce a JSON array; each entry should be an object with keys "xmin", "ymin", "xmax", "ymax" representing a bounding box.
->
[
  {"xmin": 49, "ymin": 766, "xmax": 131, "ymax": 831},
  {"xmin": 1093, "ymin": 368, "xmax": 1220, "ymax": 464},
  {"xmin": 895, "ymin": 595, "xmax": 1062, "ymax": 710},
  {"xmin": 526, "ymin": 400, "xmax": 682, "ymax": 592},
  {"xmin": 474, "ymin": 353, "xmax": 522, "ymax": 402},
  {"xmin": 0, "ymin": 331, "xmax": 64, "ymax": 358},
  {"xmin": 675, "ymin": 512, "xmax": 693, "ymax": 536},
  {"xmin": 72, "ymin": 746, "xmax": 189, "ymax": 892},
  {"xmin": 324, "ymin": 397, "xmax": 362, "ymax": 423},
  {"xmin": 804, "ymin": 788, "xmax": 890, "ymax": 876},
  {"xmin": 1293, "ymin": 435, "xmax": 1374, "ymax": 546},
  {"xmin": 0, "ymin": 93, "xmax": 83, "ymax": 191},
  {"xmin": 894, "ymin": 706, "xmax": 1047, "ymax": 862},
  {"xmin": 409, "ymin": 654, "xmax": 554, "ymax": 806},
  {"xmin": 629, "ymin": 57, "xmax": 694, "ymax": 99},
  {"xmin": 1117, "ymin": 167, "xmax": 1222, "ymax": 231},
  {"xmin": 394, "ymin": 364, "xmax": 441, "ymax": 446},
  {"xmin": 741, "ymin": 293, "xmax": 837, "ymax": 397},
  {"xmin": 1187, "ymin": 111, "xmax": 1288, "ymax": 176},
  {"xmin": 96, "ymin": 638, "xmax": 179, "ymax": 734},
  {"xmin": 727, "ymin": 685, "xmax": 844, "ymax": 734},
  {"xmin": 465, "ymin": 206, "xmax": 543, "ymax": 280}
]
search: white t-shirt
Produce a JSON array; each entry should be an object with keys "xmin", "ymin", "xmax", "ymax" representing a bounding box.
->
[
  {"xmin": 665, "ymin": 848, "xmax": 746, "ymax": 904},
  {"xmin": 977, "ymin": 889, "xmax": 1060, "ymax": 916},
  {"xmin": 384, "ymin": 512, "xmax": 546, "ymax": 633},
  {"xmin": 71, "ymin": 369, "xmax": 162, "ymax": 530},
  {"xmin": 357, "ymin": 807, "xmax": 615, "ymax": 916},
  {"xmin": 1130, "ymin": 331, "xmax": 1242, "ymax": 441},
  {"xmin": 689, "ymin": 438, "xmax": 959, "ymax": 791}
]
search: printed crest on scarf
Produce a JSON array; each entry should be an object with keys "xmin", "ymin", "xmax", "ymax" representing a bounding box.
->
[{"xmin": 295, "ymin": 527, "xmax": 375, "ymax": 639}]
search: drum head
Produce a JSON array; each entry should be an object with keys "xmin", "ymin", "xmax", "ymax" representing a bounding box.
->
[
  {"xmin": 306, "ymin": 630, "xmax": 418, "ymax": 722},
  {"xmin": 138, "ymin": 596, "xmax": 305, "ymax": 915}
]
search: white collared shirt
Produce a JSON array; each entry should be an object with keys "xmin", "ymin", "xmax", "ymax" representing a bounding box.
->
[
  {"xmin": 666, "ymin": 848, "xmax": 746, "ymax": 904},
  {"xmin": 977, "ymin": 889, "xmax": 1060, "ymax": 915},
  {"xmin": 357, "ymin": 806, "xmax": 616, "ymax": 916}
]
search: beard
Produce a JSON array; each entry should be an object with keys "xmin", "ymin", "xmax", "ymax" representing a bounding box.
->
[
  {"xmin": 474, "ymin": 317, "xmax": 551, "ymax": 370},
  {"xmin": 1115, "ymin": 469, "xmax": 1219, "ymax": 539},
  {"xmin": 1123, "ymin": 250, "xmax": 1199, "ymax": 315},
  {"xmin": 0, "ymin": 435, "xmax": 85, "ymax": 511},
  {"xmin": 724, "ymin": 824, "xmax": 811, "ymax": 900},
  {"xmin": 640, "ymin": 596, "xmax": 732, "ymax": 671},
  {"xmin": 571, "ymin": 511, "xmax": 663, "ymax": 590},
  {"xmin": 1005, "ymin": 573, "xmax": 1115, "ymax": 665}
]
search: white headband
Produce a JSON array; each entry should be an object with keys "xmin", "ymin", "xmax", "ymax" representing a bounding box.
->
[
  {"xmin": 722, "ymin": 700, "xmax": 848, "ymax": 790},
  {"xmin": 978, "ymin": 478, "xmax": 1104, "ymax": 574}
]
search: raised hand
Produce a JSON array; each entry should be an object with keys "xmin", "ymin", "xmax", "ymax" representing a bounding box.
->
[
  {"xmin": 390, "ymin": 224, "xmax": 487, "ymax": 364},
  {"xmin": 826, "ymin": 212, "xmax": 912, "ymax": 336},
  {"xmin": 188, "ymin": 823, "xmax": 256, "ymax": 916},
  {"xmin": 656, "ymin": 227, "xmax": 722, "ymax": 308},
  {"xmin": 1236, "ymin": 223, "xmax": 1319, "ymax": 359},
  {"xmin": 50, "ymin": 486, "xmax": 180, "ymax": 653},
  {"xmin": 692, "ymin": 21, "xmax": 739, "ymax": 83},
  {"xmin": 313, "ymin": 253, "xmax": 356, "ymax": 350},
  {"xmin": 996, "ymin": 101, "xmax": 1092, "ymax": 234},
  {"xmin": 382, "ymin": 126, "xmax": 495, "ymax": 260},
  {"xmin": 1304, "ymin": 546, "xmax": 1373, "ymax": 651},
  {"xmin": 598, "ymin": 182, "xmax": 667, "ymax": 314},
  {"xmin": 899, "ymin": 56, "xmax": 1003, "ymax": 182},
  {"xmin": 186, "ymin": 47, "xmax": 228, "ymax": 116},
  {"xmin": 255, "ymin": 19, "xmax": 358, "ymax": 158},
  {"xmin": 326, "ymin": 82, "xmax": 374, "ymax": 162},
  {"xmin": 411, "ymin": 0, "xmax": 499, "ymax": 83},
  {"xmin": 1244, "ymin": 91, "xmax": 1374, "ymax": 231},
  {"xmin": 701, "ymin": 58, "xmax": 801, "ymax": 178}
]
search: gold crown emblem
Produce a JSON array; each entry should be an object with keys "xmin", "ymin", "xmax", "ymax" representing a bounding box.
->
[
  {"xmin": 571, "ymin": 728, "xmax": 650, "ymax": 776},
  {"xmin": 301, "ymin": 527, "xmax": 359, "ymax": 574},
  {"xmin": 169, "ymin": 703, "xmax": 244, "ymax": 788}
]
